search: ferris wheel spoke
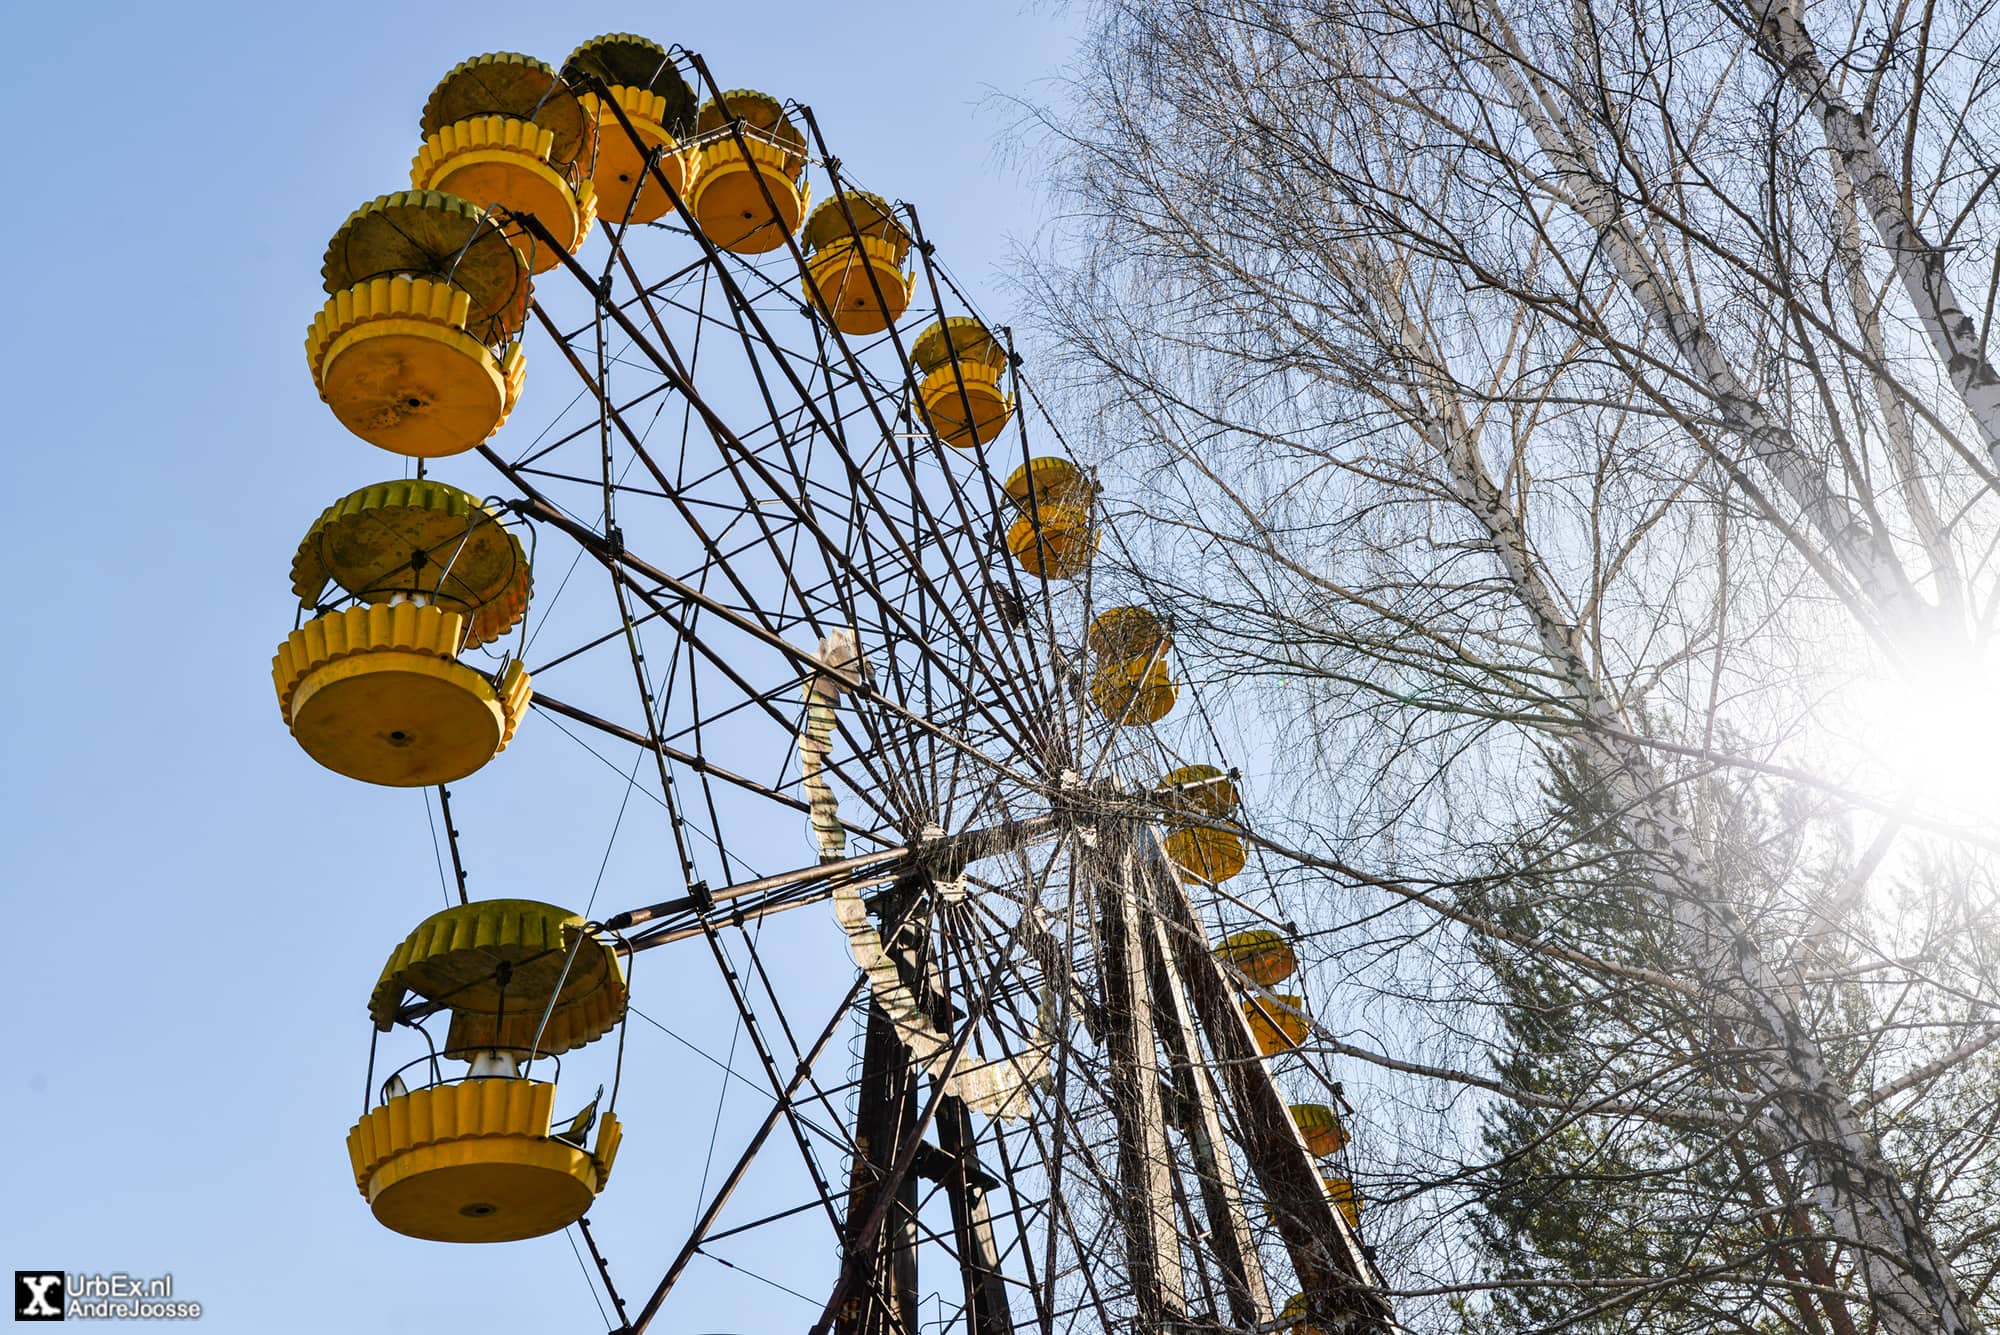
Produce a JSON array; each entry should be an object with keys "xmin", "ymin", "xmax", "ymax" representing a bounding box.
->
[
  {"xmin": 556, "ymin": 199, "xmax": 1065, "ymax": 773},
  {"xmin": 546, "ymin": 397, "xmax": 1050, "ymax": 808},
  {"xmin": 796, "ymin": 348, "xmax": 1066, "ymax": 747},
  {"xmin": 494, "ymin": 460, "xmax": 988, "ymax": 838}
]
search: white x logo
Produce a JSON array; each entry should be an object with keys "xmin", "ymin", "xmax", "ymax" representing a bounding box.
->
[{"xmin": 19, "ymin": 1275, "xmax": 61, "ymax": 1317}]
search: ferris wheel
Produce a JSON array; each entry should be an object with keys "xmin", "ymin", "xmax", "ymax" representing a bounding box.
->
[{"xmin": 271, "ymin": 32, "xmax": 1395, "ymax": 1335}]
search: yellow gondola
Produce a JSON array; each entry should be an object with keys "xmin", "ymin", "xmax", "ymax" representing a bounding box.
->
[
  {"xmin": 1165, "ymin": 825, "xmax": 1249, "ymax": 884},
  {"xmin": 1003, "ymin": 456, "xmax": 1095, "ymax": 509},
  {"xmin": 1090, "ymin": 657, "xmax": 1177, "ymax": 724},
  {"xmin": 1007, "ymin": 502, "xmax": 1099, "ymax": 580},
  {"xmin": 912, "ymin": 317, "xmax": 1012, "ymax": 447},
  {"xmin": 1324, "ymin": 1176, "xmax": 1362, "ymax": 1230},
  {"xmin": 1290, "ymin": 1102, "xmax": 1349, "ymax": 1157},
  {"xmin": 1216, "ymin": 928, "xmax": 1297, "ymax": 987},
  {"xmin": 347, "ymin": 900, "xmax": 627, "ymax": 1243},
  {"xmin": 567, "ymin": 34, "xmax": 697, "ymax": 225},
  {"xmin": 1003, "ymin": 456, "xmax": 1099, "ymax": 580},
  {"xmin": 1088, "ymin": 606, "xmax": 1177, "ymax": 726},
  {"xmin": 686, "ymin": 90, "xmax": 809, "ymax": 253},
  {"xmin": 801, "ymin": 191, "xmax": 912, "ymax": 334},
  {"xmin": 1087, "ymin": 606, "xmax": 1170, "ymax": 661},
  {"xmin": 1242, "ymin": 993, "xmax": 1308, "ymax": 1054},
  {"xmin": 289, "ymin": 479, "xmax": 531, "ymax": 648},
  {"xmin": 1160, "ymin": 764, "xmax": 1248, "ymax": 883},
  {"xmin": 1280, "ymin": 1293, "xmax": 1323, "ymax": 1335},
  {"xmin": 309, "ymin": 191, "xmax": 529, "ymax": 458},
  {"xmin": 1158, "ymin": 763, "xmax": 1237, "ymax": 815},
  {"xmin": 271, "ymin": 602, "xmax": 530, "ymax": 787},
  {"xmin": 411, "ymin": 53, "xmax": 598, "ymax": 272}
]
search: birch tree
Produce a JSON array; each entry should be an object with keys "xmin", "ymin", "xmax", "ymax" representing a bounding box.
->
[{"xmin": 1022, "ymin": 0, "xmax": 2000, "ymax": 1327}]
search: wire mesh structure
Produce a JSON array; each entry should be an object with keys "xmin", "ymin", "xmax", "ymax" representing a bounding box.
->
[{"xmin": 279, "ymin": 35, "xmax": 1397, "ymax": 1335}]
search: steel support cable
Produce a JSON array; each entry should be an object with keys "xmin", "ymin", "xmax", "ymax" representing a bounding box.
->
[
  {"xmin": 607, "ymin": 549, "xmax": 699, "ymax": 881},
  {"xmin": 732, "ymin": 933, "xmax": 874, "ymax": 1167},
  {"xmin": 532, "ymin": 704, "xmax": 673, "ymax": 812},
  {"xmin": 974, "ymin": 1098, "xmax": 1056, "ymax": 1333},
  {"xmin": 525, "ymin": 722, "xmax": 649, "ymax": 1076},
  {"xmin": 507, "ymin": 366, "xmax": 667, "ymax": 471},
  {"xmin": 524, "ymin": 298, "xmax": 830, "ymax": 666},
  {"xmin": 627, "ymin": 967, "xmax": 872, "ymax": 1332},
  {"xmin": 435, "ymin": 784, "xmax": 471, "ymax": 906},
  {"xmin": 679, "ymin": 893, "xmax": 851, "ymax": 1248},
  {"xmin": 624, "ymin": 1003, "xmax": 847, "ymax": 1150},
  {"xmin": 899, "ymin": 217, "xmax": 1074, "ymax": 738},
  {"xmin": 422, "ymin": 786, "xmax": 455, "ymax": 909},
  {"xmin": 696, "ymin": 1248, "xmax": 821, "ymax": 1306},
  {"xmin": 621, "ymin": 299, "xmax": 1022, "ymax": 833},
  {"xmin": 953, "ymin": 893, "xmax": 1139, "ymax": 1206},
  {"xmin": 577, "ymin": 1215, "xmax": 632, "ymax": 1331},
  {"xmin": 792, "ymin": 322, "xmax": 938, "ymax": 834},
  {"xmin": 693, "ymin": 926, "xmax": 756, "ymax": 1227},
  {"xmin": 729, "ymin": 908, "xmax": 859, "ymax": 1173},
  {"xmin": 528, "ymin": 596, "xmax": 682, "ymax": 676},
  {"xmin": 681, "ymin": 603, "xmax": 758, "ymax": 880},
  {"xmin": 703, "ymin": 1196, "xmax": 835, "ymax": 1245},
  {"xmin": 565, "ymin": 1224, "xmax": 614, "ymax": 1328},
  {"xmin": 793, "ymin": 108, "xmax": 1058, "ymax": 731}
]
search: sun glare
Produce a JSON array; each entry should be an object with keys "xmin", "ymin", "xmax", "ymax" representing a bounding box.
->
[{"xmin": 1847, "ymin": 656, "xmax": 2000, "ymax": 819}]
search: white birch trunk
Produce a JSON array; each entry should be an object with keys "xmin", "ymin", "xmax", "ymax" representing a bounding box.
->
[
  {"xmin": 1825, "ymin": 149, "xmax": 1964, "ymax": 617},
  {"xmin": 1754, "ymin": 0, "xmax": 2000, "ymax": 478},
  {"xmin": 1453, "ymin": 0, "xmax": 1917, "ymax": 620}
]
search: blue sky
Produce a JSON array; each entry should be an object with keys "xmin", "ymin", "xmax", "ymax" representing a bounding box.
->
[{"xmin": 0, "ymin": 3, "xmax": 1082, "ymax": 1330}]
